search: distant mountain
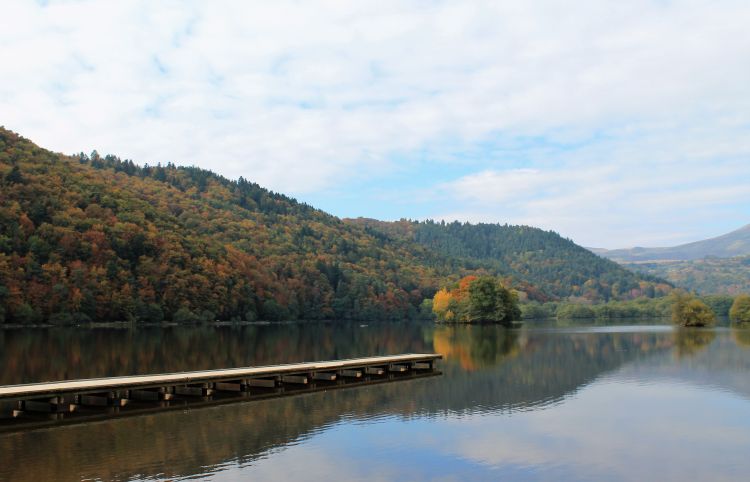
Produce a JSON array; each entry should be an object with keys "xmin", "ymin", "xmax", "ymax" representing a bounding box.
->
[
  {"xmin": 592, "ymin": 224, "xmax": 750, "ymax": 262},
  {"xmin": 345, "ymin": 218, "xmax": 671, "ymax": 301},
  {"xmin": 0, "ymin": 127, "xmax": 669, "ymax": 324}
]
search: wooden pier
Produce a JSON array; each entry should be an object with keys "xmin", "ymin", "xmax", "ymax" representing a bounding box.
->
[{"xmin": 0, "ymin": 353, "xmax": 441, "ymax": 430}]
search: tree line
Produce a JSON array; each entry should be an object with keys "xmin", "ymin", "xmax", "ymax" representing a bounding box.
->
[{"xmin": 519, "ymin": 292, "xmax": 750, "ymax": 325}]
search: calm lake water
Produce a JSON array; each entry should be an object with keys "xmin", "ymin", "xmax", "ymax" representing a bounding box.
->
[{"xmin": 2, "ymin": 321, "xmax": 750, "ymax": 481}]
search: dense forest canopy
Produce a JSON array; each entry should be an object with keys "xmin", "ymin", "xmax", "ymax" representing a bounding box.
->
[
  {"xmin": 0, "ymin": 127, "xmax": 669, "ymax": 324},
  {"xmin": 346, "ymin": 218, "xmax": 672, "ymax": 302}
]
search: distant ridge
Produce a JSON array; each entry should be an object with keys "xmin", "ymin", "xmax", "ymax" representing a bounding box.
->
[{"xmin": 593, "ymin": 224, "xmax": 750, "ymax": 262}]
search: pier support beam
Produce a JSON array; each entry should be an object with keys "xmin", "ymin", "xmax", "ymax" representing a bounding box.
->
[
  {"xmin": 246, "ymin": 378, "xmax": 277, "ymax": 388},
  {"xmin": 21, "ymin": 397, "xmax": 76, "ymax": 413},
  {"xmin": 280, "ymin": 375, "xmax": 308, "ymax": 385},
  {"xmin": 339, "ymin": 369, "xmax": 362, "ymax": 378},
  {"xmin": 312, "ymin": 372, "xmax": 337, "ymax": 382},
  {"xmin": 128, "ymin": 388, "xmax": 174, "ymax": 401},
  {"xmin": 77, "ymin": 392, "xmax": 129, "ymax": 408},
  {"xmin": 174, "ymin": 385, "xmax": 214, "ymax": 397},
  {"xmin": 214, "ymin": 381, "xmax": 244, "ymax": 392}
]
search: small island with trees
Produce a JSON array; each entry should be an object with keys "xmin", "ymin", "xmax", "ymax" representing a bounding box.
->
[
  {"xmin": 430, "ymin": 275, "xmax": 521, "ymax": 325},
  {"xmin": 671, "ymin": 290, "xmax": 717, "ymax": 327}
]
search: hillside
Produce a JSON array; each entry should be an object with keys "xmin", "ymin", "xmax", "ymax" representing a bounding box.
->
[
  {"xmin": 593, "ymin": 225, "xmax": 750, "ymax": 262},
  {"xmin": 0, "ymin": 127, "xmax": 668, "ymax": 324},
  {"xmin": 344, "ymin": 218, "xmax": 671, "ymax": 301},
  {"xmin": 0, "ymin": 127, "xmax": 452, "ymax": 323},
  {"xmin": 624, "ymin": 256, "xmax": 750, "ymax": 295}
]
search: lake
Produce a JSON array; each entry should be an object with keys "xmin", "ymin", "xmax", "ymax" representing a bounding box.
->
[{"xmin": 1, "ymin": 321, "xmax": 750, "ymax": 481}]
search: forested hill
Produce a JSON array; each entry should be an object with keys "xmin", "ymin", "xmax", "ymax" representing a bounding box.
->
[
  {"xmin": 0, "ymin": 127, "xmax": 451, "ymax": 323},
  {"xmin": 345, "ymin": 218, "xmax": 671, "ymax": 301},
  {"xmin": 0, "ymin": 127, "xmax": 668, "ymax": 324}
]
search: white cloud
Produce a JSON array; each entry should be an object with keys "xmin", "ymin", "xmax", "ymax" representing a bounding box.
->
[
  {"xmin": 433, "ymin": 123, "xmax": 750, "ymax": 246},
  {"xmin": 1, "ymin": 0, "xmax": 749, "ymax": 245}
]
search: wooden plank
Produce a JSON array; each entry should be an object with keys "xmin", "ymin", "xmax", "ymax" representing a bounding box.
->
[{"xmin": 0, "ymin": 354, "xmax": 441, "ymax": 400}]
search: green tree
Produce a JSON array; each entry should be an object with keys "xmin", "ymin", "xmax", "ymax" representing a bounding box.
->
[
  {"xmin": 701, "ymin": 294, "xmax": 735, "ymax": 318},
  {"xmin": 467, "ymin": 277, "xmax": 500, "ymax": 322},
  {"xmin": 671, "ymin": 290, "xmax": 716, "ymax": 327},
  {"xmin": 556, "ymin": 303, "xmax": 595, "ymax": 319},
  {"xmin": 729, "ymin": 294, "xmax": 750, "ymax": 323},
  {"xmin": 4, "ymin": 165, "xmax": 23, "ymax": 184}
]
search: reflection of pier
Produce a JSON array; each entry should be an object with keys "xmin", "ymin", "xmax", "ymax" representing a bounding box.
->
[{"xmin": 0, "ymin": 354, "xmax": 441, "ymax": 431}]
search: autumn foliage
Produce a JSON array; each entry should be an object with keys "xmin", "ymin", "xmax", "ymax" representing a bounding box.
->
[
  {"xmin": 0, "ymin": 128, "xmax": 447, "ymax": 323},
  {"xmin": 432, "ymin": 275, "xmax": 521, "ymax": 324},
  {"xmin": 0, "ymin": 127, "xmax": 671, "ymax": 324}
]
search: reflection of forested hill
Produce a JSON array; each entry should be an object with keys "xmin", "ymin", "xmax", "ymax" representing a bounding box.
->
[
  {"xmin": 0, "ymin": 323, "xmax": 434, "ymax": 385},
  {"xmin": 617, "ymin": 328, "xmax": 750, "ymax": 400},
  {"xmin": 412, "ymin": 327, "xmax": 674, "ymax": 414},
  {"xmin": 0, "ymin": 325, "xmax": 689, "ymax": 481}
]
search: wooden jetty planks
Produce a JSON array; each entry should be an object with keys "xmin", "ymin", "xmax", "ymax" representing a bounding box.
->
[{"xmin": 0, "ymin": 354, "xmax": 441, "ymax": 400}]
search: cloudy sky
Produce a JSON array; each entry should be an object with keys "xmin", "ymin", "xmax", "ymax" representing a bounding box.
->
[{"xmin": 3, "ymin": 0, "xmax": 749, "ymax": 248}]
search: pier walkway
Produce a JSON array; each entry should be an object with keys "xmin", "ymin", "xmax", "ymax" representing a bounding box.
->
[{"xmin": 0, "ymin": 353, "xmax": 441, "ymax": 429}]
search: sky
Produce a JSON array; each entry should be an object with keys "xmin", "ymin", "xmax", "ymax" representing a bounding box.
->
[{"xmin": 2, "ymin": 0, "xmax": 749, "ymax": 248}]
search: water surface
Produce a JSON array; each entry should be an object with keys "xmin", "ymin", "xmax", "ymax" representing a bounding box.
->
[{"xmin": 1, "ymin": 321, "xmax": 750, "ymax": 481}]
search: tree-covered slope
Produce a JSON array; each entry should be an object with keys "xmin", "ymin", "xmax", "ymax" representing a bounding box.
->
[
  {"xmin": 345, "ymin": 218, "xmax": 671, "ymax": 301},
  {"xmin": 0, "ymin": 127, "xmax": 668, "ymax": 323},
  {"xmin": 593, "ymin": 224, "xmax": 750, "ymax": 262},
  {"xmin": 0, "ymin": 127, "xmax": 453, "ymax": 323},
  {"xmin": 623, "ymin": 256, "xmax": 750, "ymax": 295}
]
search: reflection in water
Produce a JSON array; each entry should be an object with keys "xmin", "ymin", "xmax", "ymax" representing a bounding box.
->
[
  {"xmin": 432, "ymin": 325, "xmax": 522, "ymax": 370},
  {"xmin": 672, "ymin": 328, "xmax": 717, "ymax": 358},
  {"xmin": 1, "ymin": 322, "xmax": 750, "ymax": 481},
  {"xmin": 732, "ymin": 324, "xmax": 750, "ymax": 348},
  {"xmin": 0, "ymin": 323, "xmax": 433, "ymax": 385}
]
